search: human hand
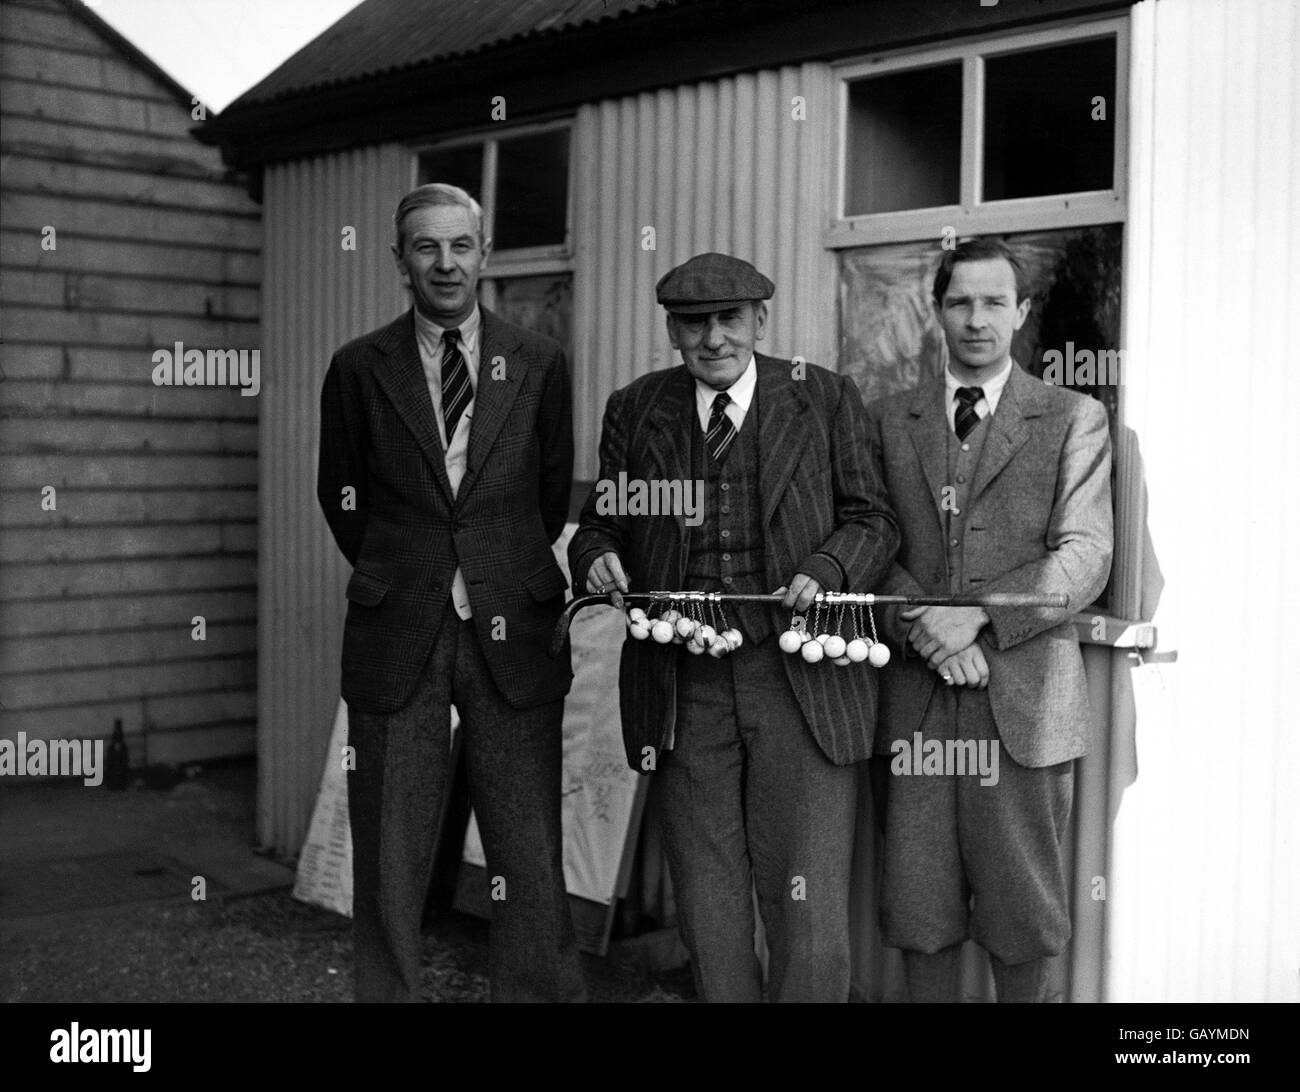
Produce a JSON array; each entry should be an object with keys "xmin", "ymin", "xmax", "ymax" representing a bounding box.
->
[
  {"xmin": 901, "ymin": 605, "xmax": 990, "ymax": 667},
  {"xmin": 935, "ymin": 642, "xmax": 990, "ymax": 689},
  {"xmin": 586, "ymin": 551, "xmax": 628, "ymax": 610},
  {"xmin": 774, "ymin": 573, "xmax": 823, "ymax": 614}
]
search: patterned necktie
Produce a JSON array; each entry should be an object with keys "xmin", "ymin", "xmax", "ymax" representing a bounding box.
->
[
  {"xmin": 441, "ymin": 328, "xmax": 472, "ymax": 440},
  {"xmin": 706, "ymin": 390, "xmax": 737, "ymax": 463},
  {"xmin": 954, "ymin": 385, "xmax": 984, "ymax": 441}
]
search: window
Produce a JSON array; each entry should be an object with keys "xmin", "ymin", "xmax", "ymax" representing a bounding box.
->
[
  {"xmin": 832, "ymin": 18, "xmax": 1130, "ymax": 619},
  {"xmin": 417, "ymin": 123, "xmax": 574, "ymax": 356},
  {"xmin": 832, "ymin": 20, "xmax": 1126, "ymax": 246},
  {"xmin": 983, "ymin": 38, "xmax": 1116, "ymax": 201},
  {"xmin": 845, "ymin": 63, "xmax": 962, "ymax": 216}
]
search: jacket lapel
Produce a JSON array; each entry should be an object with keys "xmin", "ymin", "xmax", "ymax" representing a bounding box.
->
[
  {"xmin": 756, "ymin": 356, "xmax": 811, "ymax": 528},
  {"xmin": 905, "ymin": 377, "xmax": 949, "ymax": 515},
  {"xmin": 458, "ymin": 308, "xmax": 524, "ymax": 504},
  {"xmin": 644, "ymin": 366, "xmax": 696, "ymax": 539},
  {"xmin": 371, "ymin": 309, "xmax": 455, "ymax": 509},
  {"xmin": 968, "ymin": 364, "xmax": 1037, "ymax": 503}
]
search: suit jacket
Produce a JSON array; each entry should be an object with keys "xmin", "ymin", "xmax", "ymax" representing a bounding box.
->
[
  {"xmin": 317, "ymin": 306, "xmax": 574, "ymax": 714},
  {"xmin": 569, "ymin": 355, "xmax": 899, "ymax": 770},
  {"xmin": 866, "ymin": 364, "xmax": 1113, "ymax": 768}
]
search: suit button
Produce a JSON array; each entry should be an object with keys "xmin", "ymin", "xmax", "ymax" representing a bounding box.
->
[
  {"xmin": 957, "ymin": 475, "xmax": 966, "ymax": 484},
  {"xmin": 720, "ymin": 505, "xmax": 730, "ymax": 514},
  {"xmin": 961, "ymin": 443, "xmax": 971, "ymax": 452},
  {"xmin": 950, "ymin": 538, "xmax": 959, "ymax": 547},
  {"xmin": 723, "ymin": 576, "xmax": 733, "ymax": 585},
  {"xmin": 720, "ymin": 483, "xmax": 730, "ymax": 491},
  {"xmin": 721, "ymin": 529, "xmax": 730, "ymax": 538},
  {"xmin": 722, "ymin": 553, "xmax": 731, "ymax": 562}
]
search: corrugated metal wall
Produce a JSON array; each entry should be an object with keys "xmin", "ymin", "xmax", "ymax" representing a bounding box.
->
[
  {"xmin": 572, "ymin": 63, "xmax": 839, "ymax": 480},
  {"xmin": 258, "ymin": 145, "xmax": 408, "ymax": 852},
  {"xmin": 259, "ymin": 65, "xmax": 841, "ymax": 849},
  {"xmin": 1105, "ymin": 0, "xmax": 1299, "ymax": 1001}
]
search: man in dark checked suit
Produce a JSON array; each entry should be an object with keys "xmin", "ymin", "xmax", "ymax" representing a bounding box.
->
[
  {"xmin": 569, "ymin": 253, "xmax": 898, "ymax": 1002},
  {"xmin": 317, "ymin": 183, "xmax": 585, "ymax": 1002},
  {"xmin": 866, "ymin": 237, "xmax": 1113, "ymax": 1002}
]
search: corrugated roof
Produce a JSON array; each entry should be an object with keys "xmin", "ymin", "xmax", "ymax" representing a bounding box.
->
[{"xmin": 228, "ymin": 0, "xmax": 678, "ymax": 109}]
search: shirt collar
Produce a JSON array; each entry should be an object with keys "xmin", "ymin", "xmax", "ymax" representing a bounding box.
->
[
  {"xmin": 413, "ymin": 304, "xmax": 482, "ymax": 359},
  {"xmin": 945, "ymin": 357, "xmax": 1012, "ymax": 403},
  {"xmin": 694, "ymin": 354, "xmax": 757, "ymax": 414}
]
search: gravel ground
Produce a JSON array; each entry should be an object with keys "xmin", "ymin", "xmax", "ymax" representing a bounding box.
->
[{"xmin": 1, "ymin": 888, "xmax": 696, "ymax": 1003}]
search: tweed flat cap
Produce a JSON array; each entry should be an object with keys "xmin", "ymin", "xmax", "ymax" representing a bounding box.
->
[{"xmin": 655, "ymin": 252, "xmax": 775, "ymax": 314}]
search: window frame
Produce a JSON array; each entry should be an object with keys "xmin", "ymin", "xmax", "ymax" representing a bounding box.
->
[
  {"xmin": 829, "ymin": 14, "xmax": 1148, "ymax": 638},
  {"xmin": 828, "ymin": 16, "xmax": 1129, "ymax": 248}
]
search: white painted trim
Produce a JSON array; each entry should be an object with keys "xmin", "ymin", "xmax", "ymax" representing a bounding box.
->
[
  {"xmin": 962, "ymin": 54, "xmax": 982, "ymax": 206},
  {"xmin": 410, "ymin": 116, "xmax": 574, "ymax": 152},
  {"xmin": 823, "ymin": 191, "xmax": 1125, "ymax": 248},
  {"xmin": 832, "ymin": 13, "xmax": 1130, "ymax": 79},
  {"xmin": 1113, "ymin": 0, "xmax": 1156, "ymax": 626},
  {"xmin": 482, "ymin": 255, "xmax": 574, "ymax": 279}
]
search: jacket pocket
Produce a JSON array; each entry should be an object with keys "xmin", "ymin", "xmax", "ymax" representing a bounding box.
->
[
  {"xmin": 523, "ymin": 562, "xmax": 568, "ymax": 602},
  {"xmin": 345, "ymin": 568, "xmax": 390, "ymax": 606}
]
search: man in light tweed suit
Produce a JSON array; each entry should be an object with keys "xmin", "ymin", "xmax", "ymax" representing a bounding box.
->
[
  {"xmin": 569, "ymin": 253, "xmax": 898, "ymax": 1002},
  {"xmin": 318, "ymin": 184, "xmax": 584, "ymax": 1002},
  {"xmin": 866, "ymin": 237, "xmax": 1113, "ymax": 1002}
]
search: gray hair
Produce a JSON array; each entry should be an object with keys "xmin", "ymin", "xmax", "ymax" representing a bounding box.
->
[{"xmin": 393, "ymin": 183, "xmax": 486, "ymax": 251}]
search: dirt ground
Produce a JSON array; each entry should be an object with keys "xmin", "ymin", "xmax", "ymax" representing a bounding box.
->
[
  {"xmin": 0, "ymin": 762, "xmax": 694, "ymax": 1003},
  {"xmin": 1, "ymin": 888, "xmax": 695, "ymax": 1003}
]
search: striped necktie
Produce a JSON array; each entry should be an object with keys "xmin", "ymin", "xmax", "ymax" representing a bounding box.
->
[
  {"xmin": 441, "ymin": 328, "xmax": 472, "ymax": 441},
  {"xmin": 706, "ymin": 391, "xmax": 737, "ymax": 463},
  {"xmin": 954, "ymin": 385, "xmax": 984, "ymax": 441}
]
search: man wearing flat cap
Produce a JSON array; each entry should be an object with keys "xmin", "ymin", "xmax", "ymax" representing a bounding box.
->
[{"xmin": 569, "ymin": 252, "xmax": 899, "ymax": 1002}]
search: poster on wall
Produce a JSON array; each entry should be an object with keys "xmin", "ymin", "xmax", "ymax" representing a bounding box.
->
[
  {"xmin": 460, "ymin": 525, "xmax": 640, "ymax": 914},
  {"xmin": 295, "ymin": 525, "xmax": 638, "ymax": 922}
]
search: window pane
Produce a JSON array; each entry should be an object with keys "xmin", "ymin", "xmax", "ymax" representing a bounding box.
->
[
  {"xmin": 418, "ymin": 144, "xmax": 485, "ymax": 204},
  {"xmin": 983, "ymin": 38, "xmax": 1116, "ymax": 200},
  {"xmin": 844, "ymin": 64, "xmax": 961, "ymax": 216},
  {"xmin": 837, "ymin": 224, "xmax": 1122, "ymax": 608},
  {"xmin": 493, "ymin": 130, "xmax": 570, "ymax": 250},
  {"xmin": 490, "ymin": 274, "xmax": 573, "ymax": 359},
  {"xmin": 838, "ymin": 225, "xmax": 1122, "ymax": 413}
]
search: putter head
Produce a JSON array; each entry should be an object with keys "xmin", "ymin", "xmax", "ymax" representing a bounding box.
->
[
  {"xmin": 548, "ymin": 609, "xmax": 575, "ymax": 657},
  {"xmin": 548, "ymin": 594, "xmax": 604, "ymax": 657}
]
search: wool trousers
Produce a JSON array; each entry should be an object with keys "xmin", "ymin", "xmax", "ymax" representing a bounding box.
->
[
  {"xmin": 658, "ymin": 638, "xmax": 857, "ymax": 1002},
  {"xmin": 880, "ymin": 683, "xmax": 1074, "ymax": 987},
  {"xmin": 347, "ymin": 611, "xmax": 586, "ymax": 1002}
]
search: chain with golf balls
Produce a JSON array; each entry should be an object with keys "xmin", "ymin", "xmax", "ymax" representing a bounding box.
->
[
  {"xmin": 625, "ymin": 593, "xmax": 743, "ymax": 658},
  {"xmin": 624, "ymin": 591, "xmax": 889, "ymax": 666},
  {"xmin": 776, "ymin": 596, "xmax": 890, "ymax": 667}
]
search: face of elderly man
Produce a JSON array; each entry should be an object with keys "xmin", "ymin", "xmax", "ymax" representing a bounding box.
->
[
  {"xmin": 667, "ymin": 302, "xmax": 767, "ymax": 391},
  {"xmin": 393, "ymin": 202, "xmax": 490, "ymax": 327}
]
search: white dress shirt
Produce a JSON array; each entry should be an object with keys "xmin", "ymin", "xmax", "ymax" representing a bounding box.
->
[
  {"xmin": 945, "ymin": 357, "xmax": 1013, "ymax": 434},
  {"xmin": 694, "ymin": 355, "xmax": 757, "ymax": 433},
  {"xmin": 414, "ymin": 305, "xmax": 482, "ymax": 620}
]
